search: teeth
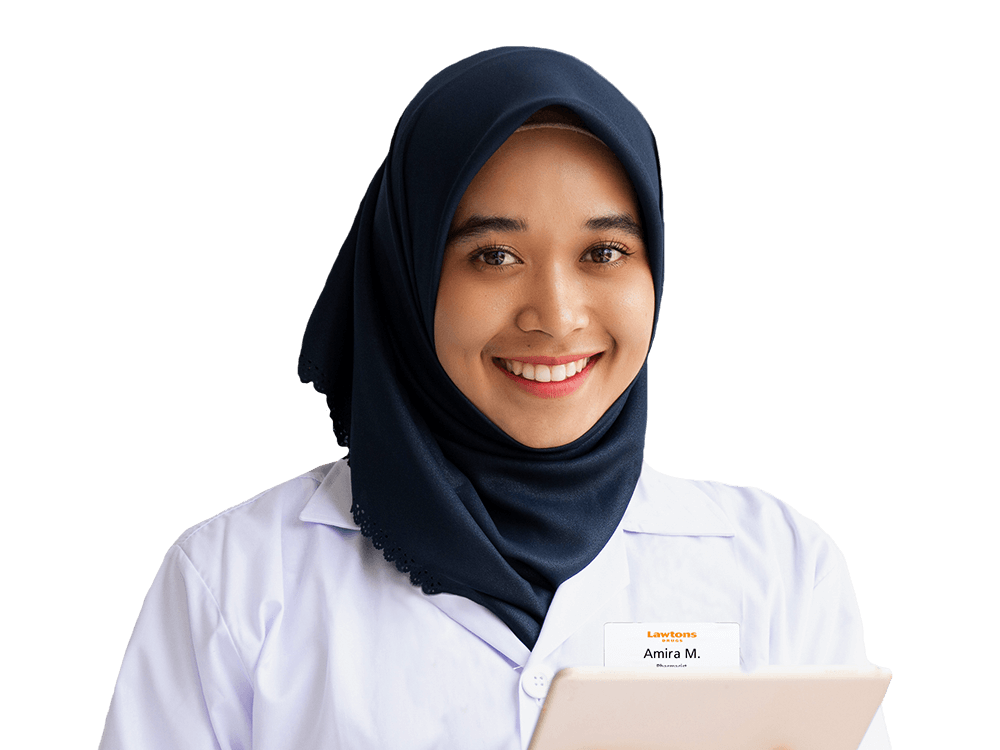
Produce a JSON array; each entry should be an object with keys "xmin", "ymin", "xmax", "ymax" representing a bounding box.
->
[{"xmin": 502, "ymin": 357, "xmax": 591, "ymax": 382}]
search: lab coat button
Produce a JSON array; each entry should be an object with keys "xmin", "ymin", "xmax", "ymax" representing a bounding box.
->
[{"xmin": 522, "ymin": 666, "xmax": 554, "ymax": 699}]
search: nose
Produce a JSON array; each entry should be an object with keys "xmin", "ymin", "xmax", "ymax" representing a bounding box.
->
[{"xmin": 514, "ymin": 265, "xmax": 589, "ymax": 338}]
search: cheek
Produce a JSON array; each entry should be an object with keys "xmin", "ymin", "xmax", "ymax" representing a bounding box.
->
[
  {"xmin": 609, "ymin": 275, "xmax": 656, "ymax": 357},
  {"xmin": 434, "ymin": 276, "xmax": 509, "ymax": 370}
]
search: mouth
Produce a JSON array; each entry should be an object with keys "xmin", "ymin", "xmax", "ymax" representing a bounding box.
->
[
  {"xmin": 492, "ymin": 353, "xmax": 602, "ymax": 398},
  {"xmin": 497, "ymin": 354, "xmax": 594, "ymax": 382}
]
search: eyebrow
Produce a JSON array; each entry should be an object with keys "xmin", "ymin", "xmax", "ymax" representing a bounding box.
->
[
  {"xmin": 446, "ymin": 215, "xmax": 527, "ymax": 244},
  {"xmin": 445, "ymin": 211, "xmax": 644, "ymax": 244},
  {"xmin": 585, "ymin": 213, "xmax": 644, "ymax": 240}
]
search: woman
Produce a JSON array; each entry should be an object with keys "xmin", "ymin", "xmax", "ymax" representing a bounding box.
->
[{"xmin": 100, "ymin": 47, "xmax": 888, "ymax": 748}]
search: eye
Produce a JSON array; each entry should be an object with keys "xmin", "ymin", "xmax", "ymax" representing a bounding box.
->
[
  {"xmin": 581, "ymin": 242, "xmax": 630, "ymax": 264},
  {"xmin": 470, "ymin": 246, "xmax": 521, "ymax": 268}
]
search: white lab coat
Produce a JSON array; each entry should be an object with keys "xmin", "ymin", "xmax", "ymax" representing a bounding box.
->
[{"xmin": 100, "ymin": 460, "xmax": 890, "ymax": 749}]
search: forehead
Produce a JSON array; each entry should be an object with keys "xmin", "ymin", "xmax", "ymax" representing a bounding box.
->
[{"xmin": 451, "ymin": 127, "xmax": 640, "ymax": 225}]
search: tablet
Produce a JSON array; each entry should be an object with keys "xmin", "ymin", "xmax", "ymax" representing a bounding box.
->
[{"xmin": 528, "ymin": 666, "xmax": 891, "ymax": 750}]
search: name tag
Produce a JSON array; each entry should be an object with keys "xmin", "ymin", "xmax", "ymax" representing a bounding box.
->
[{"xmin": 604, "ymin": 622, "xmax": 740, "ymax": 670}]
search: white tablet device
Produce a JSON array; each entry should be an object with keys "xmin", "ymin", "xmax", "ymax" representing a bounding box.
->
[{"xmin": 528, "ymin": 666, "xmax": 891, "ymax": 750}]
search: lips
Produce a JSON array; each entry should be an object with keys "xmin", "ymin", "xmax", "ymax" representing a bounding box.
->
[
  {"xmin": 499, "ymin": 356, "xmax": 591, "ymax": 383},
  {"xmin": 492, "ymin": 353, "xmax": 601, "ymax": 398}
]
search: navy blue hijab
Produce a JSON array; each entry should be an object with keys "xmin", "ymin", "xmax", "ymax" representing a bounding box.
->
[{"xmin": 300, "ymin": 47, "xmax": 663, "ymax": 649}]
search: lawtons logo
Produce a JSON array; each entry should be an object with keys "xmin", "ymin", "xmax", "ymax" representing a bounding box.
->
[{"xmin": 647, "ymin": 630, "xmax": 697, "ymax": 642}]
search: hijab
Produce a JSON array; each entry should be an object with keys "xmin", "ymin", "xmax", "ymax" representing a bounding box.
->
[{"xmin": 299, "ymin": 47, "xmax": 663, "ymax": 649}]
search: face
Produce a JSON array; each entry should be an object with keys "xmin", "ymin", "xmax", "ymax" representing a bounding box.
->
[{"xmin": 434, "ymin": 127, "xmax": 656, "ymax": 448}]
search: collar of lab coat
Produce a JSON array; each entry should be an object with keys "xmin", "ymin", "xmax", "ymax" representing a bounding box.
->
[
  {"xmin": 299, "ymin": 460, "xmax": 735, "ymax": 665},
  {"xmin": 621, "ymin": 466, "xmax": 735, "ymax": 537}
]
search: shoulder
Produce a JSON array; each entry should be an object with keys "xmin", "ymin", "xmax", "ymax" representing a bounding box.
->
[
  {"xmin": 172, "ymin": 463, "xmax": 335, "ymax": 558},
  {"xmin": 632, "ymin": 463, "xmax": 846, "ymax": 585},
  {"xmin": 149, "ymin": 461, "xmax": 359, "ymax": 662},
  {"xmin": 164, "ymin": 461, "xmax": 359, "ymax": 611}
]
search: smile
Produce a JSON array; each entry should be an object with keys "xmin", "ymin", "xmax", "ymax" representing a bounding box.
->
[
  {"xmin": 491, "ymin": 353, "xmax": 602, "ymax": 399},
  {"xmin": 499, "ymin": 356, "xmax": 592, "ymax": 382}
]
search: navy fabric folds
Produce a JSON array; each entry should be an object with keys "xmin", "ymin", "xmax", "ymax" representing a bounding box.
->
[{"xmin": 299, "ymin": 47, "xmax": 663, "ymax": 649}]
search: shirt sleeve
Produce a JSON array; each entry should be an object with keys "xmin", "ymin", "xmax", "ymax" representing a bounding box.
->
[
  {"xmin": 802, "ymin": 545, "xmax": 891, "ymax": 750},
  {"xmin": 99, "ymin": 545, "xmax": 253, "ymax": 750}
]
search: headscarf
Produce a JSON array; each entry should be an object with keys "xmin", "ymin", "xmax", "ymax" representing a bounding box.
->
[{"xmin": 299, "ymin": 47, "xmax": 663, "ymax": 649}]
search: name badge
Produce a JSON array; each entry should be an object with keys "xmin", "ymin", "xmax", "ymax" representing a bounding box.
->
[{"xmin": 604, "ymin": 622, "xmax": 740, "ymax": 670}]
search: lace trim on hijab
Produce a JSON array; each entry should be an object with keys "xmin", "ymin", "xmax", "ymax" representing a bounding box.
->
[
  {"xmin": 298, "ymin": 354, "xmax": 350, "ymax": 450},
  {"xmin": 350, "ymin": 500, "xmax": 444, "ymax": 594},
  {"xmin": 299, "ymin": 354, "xmax": 443, "ymax": 594}
]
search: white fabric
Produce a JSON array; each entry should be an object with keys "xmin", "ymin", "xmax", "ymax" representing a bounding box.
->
[{"xmin": 100, "ymin": 461, "xmax": 890, "ymax": 749}]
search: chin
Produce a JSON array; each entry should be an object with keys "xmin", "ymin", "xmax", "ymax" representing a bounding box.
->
[{"xmin": 503, "ymin": 418, "xmax": 596, "ymax": 450}]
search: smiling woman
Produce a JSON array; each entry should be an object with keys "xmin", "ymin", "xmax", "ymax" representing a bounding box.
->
[
  {"xmin": 435, "ymin": 121, "xmax": 655, "ymax": 448},
  {"xmin": 99, "ymin": 47, "xmax": 889, "ymax": 750}
]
